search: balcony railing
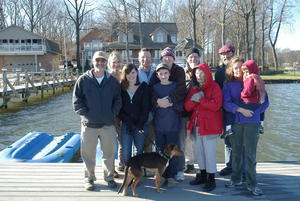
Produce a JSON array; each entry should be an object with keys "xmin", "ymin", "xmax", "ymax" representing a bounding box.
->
[{"xmin": 0, "ymin": 44, "xmax": 46, "ymax": 53}]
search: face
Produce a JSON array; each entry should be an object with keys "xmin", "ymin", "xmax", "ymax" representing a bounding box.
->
[
  {"xmin": 187, "ymin": 53, "xmax": 200, "ymax": 68},
  {"xmin": 232, "ymin": 62, "xmax": 243, "ymax": 79},
  {"xmin": 156, "ymin": 68, "xmax": 170, "ymax": 83},
  {"xmin": 195, "ymin": 69, "xmax": 206, "ymax": 85},
  {"xmin": 126, "ymin": 68, "xmax": 137, "ymax": 83},
  {"xmin": 220, "ymin": 51, "xmax": 234, "ymax": 65},
  {"xmin": 138, "ymin": 51, "xmax": 152, "ymax": 69},
  {"xmin": 109, "ymin": 58, "xmax": 122, "ymax": 72},
  {"xmin": 162, "ymin": 56, "xmax": 174, "ymax": 68},
  {"xmin": 241, "ymin": 65, "xmax": 250, "ymax": 80},
  {"xmin": 93, "ymin": 58, "xmax": 107, "ymax": 71}
]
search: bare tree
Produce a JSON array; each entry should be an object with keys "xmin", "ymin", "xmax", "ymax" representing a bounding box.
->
[
  {"xmin": 267, "ymin": 0, "xmax": 288, "ymax": 70},
  {"xmin": 188, "ymin": 0, "xmax": 201, "ymax": 47},
  {"xmin": 64, "ymin": 0, "xmax": 93, "ymax": 71},
  {"xmin": 233, "ymin": 0, "xmax": 257, "ymax": 60},
  {"xmin": 22, "ymin": 0, "xmax": 53, "ymax": 32}
]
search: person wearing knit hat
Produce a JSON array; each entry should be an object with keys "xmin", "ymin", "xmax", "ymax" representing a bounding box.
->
[
  {"xmin": 160, "ymin": 47, "xmax": 176, "ymax": 69},
  {"xmin": 214, "ymin": 44, "xmax": 235, "ymax": 178}
]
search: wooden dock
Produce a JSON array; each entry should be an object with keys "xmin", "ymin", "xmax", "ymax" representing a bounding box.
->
[
  {"xmin": 0, "ymin": 162, "xmax": 299, "ymax": 201},
  {"xmin": 0, "ymin": 69, "xmax": 79, "ymax": 108}
]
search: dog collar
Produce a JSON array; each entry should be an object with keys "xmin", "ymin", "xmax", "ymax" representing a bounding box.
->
[{"xmin": 158, "ymin": 150, "xmax": 171, "ymax": 160}]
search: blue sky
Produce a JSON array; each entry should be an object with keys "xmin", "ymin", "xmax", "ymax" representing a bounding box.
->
[{"xmin": 276, "ymin": 11, "xmax": 300, "ymax": 51}]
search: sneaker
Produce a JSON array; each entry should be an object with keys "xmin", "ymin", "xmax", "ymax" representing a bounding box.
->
[
  {"xmin": 113, "ymin": 170, "xmax": 120, "ymax": 178},
  {"xmin": 247, "ymin": 186, "xmax": 264, "ymax": 196},
  {"xmin": 219, "ymin": 167, "xmax": 232, "ymax": 176},
  {"xmin": 166, "ymin": 178, "xmax": 178, "ymax": 187},
  {"xmin": 107, "ymin": 180, "xmax": 117, "ymax": 188},
  {"xmin": 225, "ymin": 180, "xmax": 242, "ymax": 188},
  {"xmin": 184, "ymin": 164, "xmax": 195, "ymax": 173},
  {"xmin": 175, "ymin": 171, "xmax": 185, "ymax": 181},
  {"xmin": 117, "ymin": 165, "xmax": 125, "ymax": 172},
  {"xmin": 84, "ymin": 179, "xmax": 95, "ymax": 191}
]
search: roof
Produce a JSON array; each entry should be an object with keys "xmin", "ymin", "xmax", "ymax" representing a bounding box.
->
[
  {"xmin": 111, "ymin": 22, "xmax": 178, "ymax": 49},
  {"xmin": 175, "ymin": 38, "xmax": 204, "ymax": 51},
  {"xmin": 0, "ymin": 25, "xmax": 61, "ymax": 55}
]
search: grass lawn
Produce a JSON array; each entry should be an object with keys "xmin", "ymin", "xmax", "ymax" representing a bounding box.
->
[{"xmin": 261, "ymin": 72, "xmax": 300, "ymax": 80}]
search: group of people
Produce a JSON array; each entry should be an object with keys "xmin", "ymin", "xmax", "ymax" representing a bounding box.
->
[{"xmin": 72, "ymin": 44, "xmax": 269, "ymax": 196}]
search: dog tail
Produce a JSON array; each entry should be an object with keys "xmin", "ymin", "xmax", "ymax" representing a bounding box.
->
[{"xmin": 118, "ymin": 166, "xmax": 129, "ymax": 194}]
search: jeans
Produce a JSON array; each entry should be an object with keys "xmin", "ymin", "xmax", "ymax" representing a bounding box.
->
[
  {"xmin": 121, "ymin": 122, "xmax": 147, "ymax": 165},
  {"xmin": 230, "ymin": 123, "xmax": 260, "ymax": 189},
  {"xmin": 155, "ymin": 131, "xmax": 180, "ymax": 179}
]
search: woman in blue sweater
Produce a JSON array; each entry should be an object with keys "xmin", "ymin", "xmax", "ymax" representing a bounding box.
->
[
  {"xmin": 222, "ymin": 57, "xmax": 269, "ymax": 196},
  {"xmin": 118, "ymin": 63, "xmax": 150, "ymax": 165}
]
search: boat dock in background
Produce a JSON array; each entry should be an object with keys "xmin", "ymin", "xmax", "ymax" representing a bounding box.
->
[
  {"xmin": 0, "ymin": 162, "xmax": 299, "ymax": 201},
  {"xmin": 0, "ymin": 69, "xmax": 79, "ymax": 109}
]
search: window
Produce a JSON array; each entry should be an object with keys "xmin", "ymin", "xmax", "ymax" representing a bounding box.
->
[
  {"xmin": 156, "ymin": 31, "xmax": 164, "ymax": 43},
  {"xmin": 171, "ymin": 35, "xmax": 177, "ymax": 43},
  {"xmin": 118, "ymin": 32, "xmax": 126, "ymax": 43}
]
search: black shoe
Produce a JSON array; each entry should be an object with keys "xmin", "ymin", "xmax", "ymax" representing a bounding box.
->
[
  {"xmin": 117, "ymin": 165, "xmax": 125, "ymax": 172},
  {"xmin": 203, "ymin": 173, "xmax": 216, "ymax": 192},
  {"xmin": 219, "ymin": 167, "xmax": 232, "ymax": 176},
  {"xmin": 189, "ymin": 170, "xmax": 207, "ymax": 185},
  {"xmin": 184, "ymin": 164, "xmax": 195, "ymax": 173},
  {"xmin": 259, "ymin": 124, "xmax": 264, "ymax": 134},
  {"xmin": 107, "ymin": 180, "xmax": 117, "ymax": 188}
]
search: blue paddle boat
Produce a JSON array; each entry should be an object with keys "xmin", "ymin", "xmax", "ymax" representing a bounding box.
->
[{"xmin": 0, "ymin": 132, "xmax": 80, "ymax": 163}]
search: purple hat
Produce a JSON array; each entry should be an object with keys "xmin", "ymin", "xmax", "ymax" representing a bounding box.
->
[
  {"xmin": 218, "ymin": 45, "xmax": 235, "ymax": 54},
  {"xmin": 160, "ymin": 47, "xmax": 175, "ymax": 60}
]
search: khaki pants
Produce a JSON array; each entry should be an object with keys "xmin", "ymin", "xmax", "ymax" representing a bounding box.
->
[{"xmin": 81, "ymin": 124, "xmax": 117, "ymax": 182}]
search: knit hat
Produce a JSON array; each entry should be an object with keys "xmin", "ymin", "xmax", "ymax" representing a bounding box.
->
[
  {"xmin": 218, "ymin": 45, "xmax": 235, "ymax": 54},
  {"xmin": 186, "ymin": 47, "xmax": 200, "ymax": 57},
  {"xmin": 160, "ymin": 47, "xmax": 175, "ymax": 60},
  {"xmin": 156, "ymin": 63, "xmax": 170, "ymax": 72},
  {"xmin": 242, "ymin": 60, "xmax": 259, "ymax": 75}
]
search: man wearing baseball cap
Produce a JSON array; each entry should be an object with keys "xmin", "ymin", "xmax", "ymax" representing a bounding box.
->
[{"xmin": 73, "ymin": 51, "xmax": 122, "ymax": 190}]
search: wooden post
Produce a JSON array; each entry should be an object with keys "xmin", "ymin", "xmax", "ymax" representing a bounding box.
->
[
  {"xmin": 52, "ymin": 71, "xmax": 56, "ymax": 95},
  {"xmin": 41, "ymin": 69, "xmax": 45, "ymax": 98},
  {"xmin": 1, "ymin": 69, "xmax": 8, "ymax": 108}
]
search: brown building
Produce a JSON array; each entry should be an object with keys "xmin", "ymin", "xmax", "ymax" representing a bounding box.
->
[{"xmin": 0, "ymin": 25, "xmax": 62, "ymax": 72}]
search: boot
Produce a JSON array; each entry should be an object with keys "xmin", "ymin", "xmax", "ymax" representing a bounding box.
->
[
  {"xmin": 203, "ymin": 173, "xmax": 216, "ymax": 192},
  {"xmin": 189, "ymin": 169, "xmax": 207, "ymax": 185}
]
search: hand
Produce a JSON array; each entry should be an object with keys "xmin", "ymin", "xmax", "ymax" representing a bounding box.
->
[
  {"xmin": 191, "ymin": 91, "xmax": 204, "ymax": 102},
  {"xmin": 157, "ymin": 98, "xmax": 173, "ymax": 108},
  {"xmin": 237, "ymin": 107, "xmax": 254, "ymax": 117}
]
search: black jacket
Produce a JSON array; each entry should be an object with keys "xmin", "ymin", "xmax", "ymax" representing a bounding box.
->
[
  {"xmin": 214, "ymin": 64, "xmax": 226, "ymax": 89},
  {"xmin": 72, "ymin": 70, "xmax": 122, "ymax": 128},
  {"xmin": 118, "ymin": 82, "xmax": 150, "ymax": 131}
]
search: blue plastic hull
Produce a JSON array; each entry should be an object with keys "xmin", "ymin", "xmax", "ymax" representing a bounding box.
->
[{"xmin": 0, "ymin": 132, "xmax": 80, "ymax": 163}]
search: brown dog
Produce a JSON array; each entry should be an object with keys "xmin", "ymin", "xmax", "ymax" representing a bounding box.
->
[{"xmin": 118, "ymin": 144, "xmax": 183, "ymax": 196}]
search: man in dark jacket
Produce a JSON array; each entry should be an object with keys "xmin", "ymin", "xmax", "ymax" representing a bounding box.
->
[
  {"xmin": 214, "ymin": 45, "xmax": 235, "ymax": 176},
  {"xmin": 73, "ymin": 51, "xmax": 122, "ymax": 191}
]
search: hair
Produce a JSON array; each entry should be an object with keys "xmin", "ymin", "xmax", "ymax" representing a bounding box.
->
[
  {"xmin": 120, "ymin": 63, "xmax": 140, "ymax": 90},
  {"xmin": 138, "ymin": 48, "xmax": 151, "ymax": 57},
  {"xmin": 225, "ymin": 56, "xmax": 245, "ymax": 83},
  {"xmin": 107, "ymin": 51, "xmax": 122, "ymax": 69}
]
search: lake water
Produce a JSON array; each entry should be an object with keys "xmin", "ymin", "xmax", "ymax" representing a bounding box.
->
[{"xmin": 0, "ymin": 84, "xmax": 299, "ymax": 162}]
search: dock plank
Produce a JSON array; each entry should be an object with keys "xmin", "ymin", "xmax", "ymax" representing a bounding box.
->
[{"xmin": 0, "ymin": 162, "xmax": 299, "ymax": 201}]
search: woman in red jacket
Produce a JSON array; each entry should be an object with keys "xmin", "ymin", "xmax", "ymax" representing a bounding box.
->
[{"xmin": 184, "ymin": 63, "xmax": 223, "ymax": 192}]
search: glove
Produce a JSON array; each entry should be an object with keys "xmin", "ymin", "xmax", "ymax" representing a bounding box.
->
[{"xmin": 190, "ymin": 91, "xmax": 204, "ymax": 102}]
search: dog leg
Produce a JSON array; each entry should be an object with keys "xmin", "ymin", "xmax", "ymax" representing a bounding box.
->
[
  {"xmin": 155, "ymin": 170, "xmax": 164, "ymax": 193},
  {"xmin": 131, "ymin": 176, "xmax": 141, "ymax": 196}
]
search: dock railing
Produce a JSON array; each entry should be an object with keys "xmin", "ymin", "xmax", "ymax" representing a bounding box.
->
[{"xmin": 0, "ymin": 68, "xmax": 79, "ymax": 109}]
